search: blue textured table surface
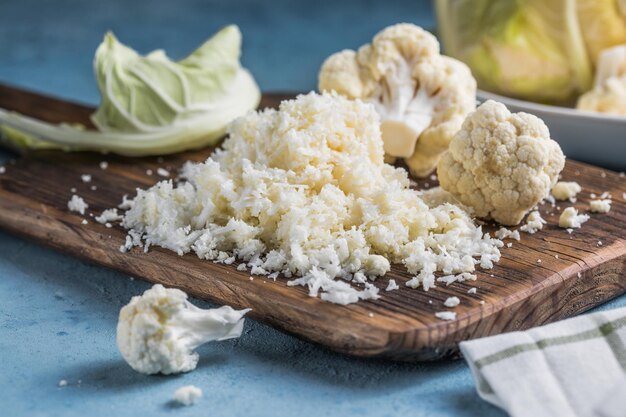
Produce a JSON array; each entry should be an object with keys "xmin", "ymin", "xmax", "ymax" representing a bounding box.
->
[{"xmin": 1, "ymin": 1, "xmax": 624, "ymax": 416}]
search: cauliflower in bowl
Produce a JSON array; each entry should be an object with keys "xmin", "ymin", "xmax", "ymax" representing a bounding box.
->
[
  {"xmin": 318, "ymin": 23, "xmax": 476, "ymax": 177},
  {"xmin": 438, "ymin": 100, "xmax": 565, "ymax": 226},
  {"xmin": 577, "ymin": 44, "xmax": 626, "ymax": 116}
]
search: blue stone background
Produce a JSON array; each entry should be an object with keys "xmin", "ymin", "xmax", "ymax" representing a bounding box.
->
[{"xmin": 0, "ymin": 1, "xmax": 623, "ymax": 416}]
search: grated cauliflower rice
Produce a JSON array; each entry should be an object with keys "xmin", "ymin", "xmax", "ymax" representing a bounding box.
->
[{"xmin": 119, "ymin": 92, "xmax": 502, "ymax": 304}]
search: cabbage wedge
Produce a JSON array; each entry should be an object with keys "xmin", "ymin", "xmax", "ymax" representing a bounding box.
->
[
  {"xmin": 0, "ymin": 25, "xmax": 260, "ymax": 156},
  {"xmin": 436, "ymin": 0, "xmax": 626, "ymax": 103}
]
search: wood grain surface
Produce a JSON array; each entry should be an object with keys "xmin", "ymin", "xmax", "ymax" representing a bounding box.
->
[{"xmin": 0, "ymin": 83, "xmax": 624, "ymax": 360}]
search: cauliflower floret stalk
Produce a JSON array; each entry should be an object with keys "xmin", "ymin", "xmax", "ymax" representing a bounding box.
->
[
  {"xmin": 318, "ymin": 23, "xmax": 476, "ymax": 177},
  {"xmin": 438, "ymin": 100, "xmax": 565, "ymax": 226},
  {"xmin": 117, "ymin": 284, "xmax": 251, "ymax": 375}
]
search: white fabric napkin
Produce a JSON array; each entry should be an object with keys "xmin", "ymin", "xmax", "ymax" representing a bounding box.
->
[{"xmin": 460, "ymin": 307, "xmax": 626, "ymax": 417}]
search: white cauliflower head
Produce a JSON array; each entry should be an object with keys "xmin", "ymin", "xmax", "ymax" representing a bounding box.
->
[
  {"xmin": 577, "ymin": 44, "xmax": 626, "ymax": 115},
  {"xmin": 117, "ymin": 284, "xmax": 250, "ymax": 375},
  {"xmin": 437, "ymin": 100, "xmax": 565, "ymax": 226},
  {"xmin": 318, "ymin": 23, "xmax": 476, "ymax": 177}
]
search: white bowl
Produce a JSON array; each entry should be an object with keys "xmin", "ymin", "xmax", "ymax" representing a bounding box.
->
[{"xmin": 477, "ymin": 90, "xmax": 626, "ymax": 171}]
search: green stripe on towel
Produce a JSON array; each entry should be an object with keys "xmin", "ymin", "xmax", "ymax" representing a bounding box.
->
[{"xmin": 473, "ymin": 316, "xmax": 626, "ymax": 371}]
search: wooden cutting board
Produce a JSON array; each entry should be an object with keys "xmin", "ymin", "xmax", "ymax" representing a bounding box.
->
[{"xmin": 0, "ymin": 83, "xmax": 624, "ymax": 361}]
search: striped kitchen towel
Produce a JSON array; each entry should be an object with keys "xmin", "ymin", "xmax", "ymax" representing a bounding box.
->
[{"xmin": 460, "ymin": 307, "xmax": 626, "ymax": 417}]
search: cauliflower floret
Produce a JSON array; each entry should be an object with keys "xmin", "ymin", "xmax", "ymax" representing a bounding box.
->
[
  {"xmin": 590, "ymin": 199, "xmax": 612, "ymax": 213},
  {"xmin": 551, "ymin": 181, "xmax": 582, "ymax": 201},
  {"xmin": 318, "ymin": 23, "xmax": 476, "ymax": 177},
  {"xmin": 519, "ymin": 211, "xmax": 546, "ymax": 234},
  {"xmin": 577, "ymin": 45, "xmax": 626, "ymax": 115},
  {"xmin": 559, "ymin": 207, "xmax": 590, "ymax": 228},
  {"xmin": 117, "ymin": 284, "xmax": 250, "ymax": 375},
  {"xmin": 437, "ymin": 100, "xmax": 565, "ymax": 226}
]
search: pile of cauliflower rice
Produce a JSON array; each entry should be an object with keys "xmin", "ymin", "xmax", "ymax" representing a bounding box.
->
[{"xmin": 120, "ymin": 92, "xmax": 502, "ymax": 305}]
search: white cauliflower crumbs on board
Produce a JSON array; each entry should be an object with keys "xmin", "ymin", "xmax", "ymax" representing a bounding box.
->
[
  {"xmin": 495, "ymin": 228, "xmax": 520, "ymax": 241},
  {"xmin": 90, "ymin": 185, "xmax": 97, "ymax": 191},
  {"xmin": 559, "ymin": 207, "xmax": 590, "ymax": 229},
  {"xmin": 435, "ymin": 311, "xmax": 456, "ymax": 321},
  {"xmin": 58, "ymin": 379, "xmax": 68, "ymax": 387},
  {"xmin": 444, "ymin": 296, "xmax": 460, "ymax": 307},
  {"xmin": 157, "ymin": 167, "xmax": 170, "ymax": 177},
  {"xmin": 95, "ymin": 208, "xmax": 123, "ymax": 224},
  {"xmin": 146, "ymin": 169, "xmax": 153, "ymax": 176},
  {"xmin": 117, "ymin": 284, "xmax": 250, "ymax": 375},
  {"xmin": 80, "ymin": 174, "xmax": 92, "ymax": 183},
  {"xmin": 118, "ymin": 93, "xmax": 503, "ymax": 304},
  {"xmin": 590, "ymin": 199, "xmax": 611, "ymax": 213},
  {"xmin": 437, "ymin": 100, "xmax": 565, "ymax": 226},
  {"xmin": 385, "ymin": 279, "xmax": 400, "ymax": 291},
  {"xmin": 99, "ymin": 161, "xmax": 108, "ymax": 170},
  {"xmin": 519, "ymin": 211, "xmax": 546, "ymax": 234},
  {"xmin": 172, "ymin": 385, "xmax": 203, "ymax": 406},
  {"xmin": 318, "ymin": 23, "xmax": 476, "ymax": 177},
  {"xmin": 468, "ymin": 287, "xmax": 477, "ymax": 294},
  {"xmin": 81, "ymin": 219, "xmax": 88, "ymax": 225},
  {"xmin": 67, "ymin": 195, "xmax": 88, "ymax": 215},
  {"xmin": 70, "ymin": 187, "xmax": 77, "ymax": 193},
  {"xmin": 551, "ymin": 181, "xmax": 581, "ymax": 201},
  {"xmin": 0, "ymin": 166, "xmax": 5, "ymax": 174}
]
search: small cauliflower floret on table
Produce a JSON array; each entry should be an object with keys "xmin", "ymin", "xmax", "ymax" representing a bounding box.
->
[
  {"xmin": 559, "ymin": 207, "xmax": 590, "ymax": 229},
  {"xmin": 577, "ymin": 45, "xmax": 626, "ymax": 115},
  {"xmin": 438, "ymin": 100, "xmax": 565, "ymax": 226},
  {"xmin": 590, "ymin": 199, "xmax": 612, "ymax": 213},
  {"xmin": 551, "ymin": 181, "xmax": 582, "ymax": 201},
  {"xmin": 117, "ymin": 284, "xmax": 250, "ymax": 375},
  {"xmin": 318, "ymin": 23, "xmax": 476, "ymax": 177}
]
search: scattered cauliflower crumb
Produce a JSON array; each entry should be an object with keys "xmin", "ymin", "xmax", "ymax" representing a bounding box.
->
[
  {"xmin": 385, "ymin": 279, "xmax": 400, "ymax": 291},
  {"xmin": 0, "ymin": 166, "xmax": 5, "ymax": 174},
  {"xmin": 81, "ymin": 219, "xmax": 88, "ymax": 225},
  {"xmin": 146, "ymin": 169, "xmax": 153, "ymax": 176},
  {"xmin": 119, "ymin": 93, "xmax": 502, "ymax": 302},
  {"xmin": 99, "ymin": 161, "xmax": 108, "ymax": 170},
  {"xmin": 172, "ymin": 385, "xmax": 203, "ymax": 406},
  {"xmin": 495, "ymin": 228, "xmax": 520, "ymax": 241},
  {"xmin": 58, "ymin": 379, "xmax": 68, "ymax": 387},
  {"xmin": 444, "ymin": 296, "xmax": 460, "ymax": 307},
  {"xmin": 590, "ymin": 199, "xmax": 611, "ymax": 213},
  {"xmin": 438, "ymin": 100, "xmax": 565, "ymax": 226},
  {"xmin": 318, "ymin": 23, "xmax": 476, "ymax": 177},
  {"xmin": 67, "ymin": 195, "xmax": 88, "ymax": 215},
  {"xmin": 519, "ymin": 211, "xmax": 546, "ymax": 234},
  {"xmin": 70, "ymin": 187, "xmax": 77, "ymax": 193},
  {"xmin": 117, "ymin": 284, "xmax": 250, "ymax": 375},
  {"xmin": 559, "ymin": 207, "xmax": 590, "ymax": 229},
  {"xmin": 551, "ymin": 181, "xmax": 581, "ymax": 201},
  {"xmin": 598, "ymin": 241, "xmax": 603, "ymax": 246},
  {"xmin": 479, "ymin": 300, "xmax": 485, "ymax": 305},
  {"xmin": 95, "ymin": 208, "xmax": 123, "ymax": 224},
  {"xmin": 435, "ymin": 311, "xmax": 456, "ymax": 321},
  {"xmin": 157, "ymin": 168, "xmax": 170, "ymax": 177},
  {"xmin": 90, "ymin": 185, "xmax": 97, "ymax": 191},
  {"xmin": 80, "ymin": 174, "xmax": 92, "ymax": 183},
  {"xmin": 368, "ymin": 312, "xmax": 374, "ymax": 318},
  {"xmin": 434, "ymin": 272, "xmax": 477, "ymax": 287},
  {"xmin": 467, "ymin": 287, "xmax": 477, "ymax": 294}
]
